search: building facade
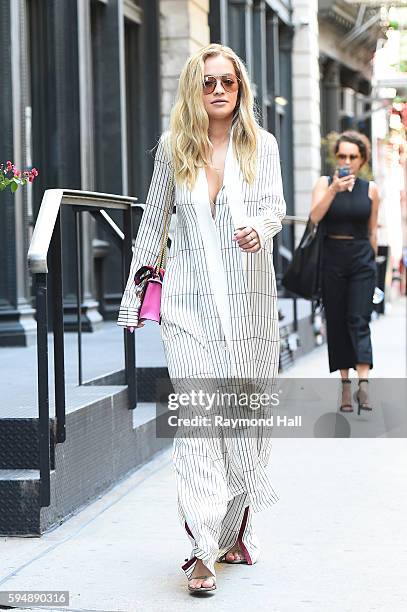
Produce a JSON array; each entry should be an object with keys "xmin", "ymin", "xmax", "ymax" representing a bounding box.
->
[
  {"xmin": 1, "ymin": 0, "xmax": 162, "ymax": 345},
  {"xmin": 0, "ymin": 0, "xmax": 384, "ymax": 350}
]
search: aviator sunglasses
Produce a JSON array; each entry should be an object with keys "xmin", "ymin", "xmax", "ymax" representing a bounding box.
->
[
  {"xmin": 336, "ymin": 153, "xmax": 360, "ymax": 161},
  {"xmin": 203, "ymin": 73, "xmax": 240, "ymax": 95}
]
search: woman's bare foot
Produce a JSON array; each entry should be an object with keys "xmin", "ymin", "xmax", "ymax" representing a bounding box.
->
[
  {"xmin": 224, "ymin": 541, "xmax": 245, "ymax": 562},
  {"xmin": 188, "ymin": 558, "xmax": 216, "ymax": 590}
]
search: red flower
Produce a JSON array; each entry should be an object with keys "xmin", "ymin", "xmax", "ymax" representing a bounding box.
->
[
  {"xmin": 6, "ymin": 161, "xmax": 12, "ymax": 170},
  {"xmin": 31, "ymin": 168, "xmax": 39, "ymax": 176}
]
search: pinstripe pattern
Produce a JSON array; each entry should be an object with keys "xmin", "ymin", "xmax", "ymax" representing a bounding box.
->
[{"xmin": 117, "ymin": 127, "xmax": 286, "ymax": 578}]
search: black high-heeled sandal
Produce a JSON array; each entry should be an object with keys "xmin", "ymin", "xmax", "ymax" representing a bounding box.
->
[
  {"xmin": 339, "ymin": 378, "xmax": 353, "ymax": 412},
  {"xmin": 354, "ymin": 378, "xmax": 372, "ymax": 415}
]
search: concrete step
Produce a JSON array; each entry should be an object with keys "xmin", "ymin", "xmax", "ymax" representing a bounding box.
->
[
  {"xmin": 0, "ymin": 418, "xmax": 56, "ymax": 470},
  {"xmin": 0, "ymin": 469, "xmax": 43, "ymax": 535},
  {"xmin": 0, "ymin": 365, "xmax": 171, "ymax": 469},
  {"xmin": 0, "ymin": 390, "xmax": 172, "ymax": 535}
]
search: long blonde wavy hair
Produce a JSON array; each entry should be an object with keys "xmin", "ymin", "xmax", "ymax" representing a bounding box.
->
[{"xmin": 169, "ymin": 44, "xmax": 259, "ymax": 190}]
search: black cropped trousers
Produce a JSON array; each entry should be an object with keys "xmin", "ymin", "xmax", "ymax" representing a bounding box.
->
[{"xmin": 321, "ymin": 237, "xmax": 376, "ymax": 373}]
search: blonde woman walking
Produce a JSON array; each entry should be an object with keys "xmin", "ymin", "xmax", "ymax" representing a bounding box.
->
[{"xmin": 117, "ymin": 44, "xmax": 286, "ymax": 594}]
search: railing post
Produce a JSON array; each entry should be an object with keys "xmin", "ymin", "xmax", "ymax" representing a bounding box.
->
[
  {"xmin": 50, "ymin": 211, "xmax": 66, "ymax": 443},
  {"xmin": 35, "ymin": 272, "xmax": 51, "ymax": 507},
  {"xmin": 123, "ymin": 206, "xmax": 136, "ymax": 409},
  {"xmin": 293, "ymin": 296, "xmax": 298, "ymax": 333},
  {"xmin": 75, "ymin": 209, "xmax": 83, "ymax": 386}
]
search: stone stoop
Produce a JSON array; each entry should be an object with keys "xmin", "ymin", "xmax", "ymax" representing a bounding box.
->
[{"xmin": 0, "ymin": 370, "xmax": 172, "ymax": 536}]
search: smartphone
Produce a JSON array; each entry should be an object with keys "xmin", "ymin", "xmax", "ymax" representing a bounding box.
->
[{"xmin": 337, "ymin": 166, "xmax": 350, "ymax": 178}]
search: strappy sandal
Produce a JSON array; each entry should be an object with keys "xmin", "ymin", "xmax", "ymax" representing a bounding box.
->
[
  {"xmin": 218, "ymin": 549, "xmax": 248, "ymax": 564},
  {"xmin": 188, "ymin": 574, "xmax": 217, "ymax": 593},
  {"xmin": 354, "ymin": 378, "xmax": 372, "ymax": 415},
  {"xmin": 339, "ymin": 378, "xmax": 353, "ymax": 412}
]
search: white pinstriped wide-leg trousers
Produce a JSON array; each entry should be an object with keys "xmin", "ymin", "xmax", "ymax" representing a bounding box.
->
[
  {"xmin": 173, "ymin": 433, "xmax": 262, "ymax": 580},
  {"xmin": 164, "ymin": 317, "xmax": 279, "ymax": 579},
  {"xmin": 170, "ymin": 376, "xmax": 278, "ymax": 579}
]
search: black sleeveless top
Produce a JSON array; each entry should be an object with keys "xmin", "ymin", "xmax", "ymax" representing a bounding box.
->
[{"xmin": 322, "ymin": 177, "xmax": 371, "ymax": 239}]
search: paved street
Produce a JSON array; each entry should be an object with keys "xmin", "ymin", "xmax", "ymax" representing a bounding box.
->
[{"xmin": 0, "ymin": 298, "xmax": 406, "ymax": 612}]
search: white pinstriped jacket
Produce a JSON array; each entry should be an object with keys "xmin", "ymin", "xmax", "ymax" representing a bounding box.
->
[{"xmin": 118, "ymin": 127, "xmax": 286, "ymax": 381}]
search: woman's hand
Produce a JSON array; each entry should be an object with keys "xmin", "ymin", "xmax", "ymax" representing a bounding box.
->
[
  {"xmin": 127, "ymin": 321, "xmax": 145, "ymax": 333},
  {"xmin": 233, "ymin": 227, "xmax": 261, "ymax": 252},
  {"xmin": 331, "ymin": 170, "xmax": 355, "ymax": 193},
  {"xmin": 310, "ymin": 172, "xmax": 354, "ymax": 223}
]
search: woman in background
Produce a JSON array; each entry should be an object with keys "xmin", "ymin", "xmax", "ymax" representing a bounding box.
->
[{"xmin": 310, "ymin": 131, "xmax": 379, "ymax": 414}]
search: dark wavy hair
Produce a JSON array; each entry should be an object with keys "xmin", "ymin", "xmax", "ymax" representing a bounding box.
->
[{"xmin": 334, "ymin": 131, "xmax": 371, "ymax": 165}]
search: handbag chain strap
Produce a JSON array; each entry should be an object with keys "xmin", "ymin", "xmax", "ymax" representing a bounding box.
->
[
  {"xmin": 156, "ymin": 213, "xmax": 170, "ymax": 273},
  {"xmin": 155, "ymin": 190, "xmax": 173, "ymax": 275}
]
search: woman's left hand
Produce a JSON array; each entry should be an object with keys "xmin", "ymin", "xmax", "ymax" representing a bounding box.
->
[{"xmin": 233, "ymin": 226, "xmax": 261, "ymax": 252}]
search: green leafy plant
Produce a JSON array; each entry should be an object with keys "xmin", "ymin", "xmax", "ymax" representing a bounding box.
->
[{"xmin": 0, "ymin": 160, "xmax": 39, "ymax": 193}]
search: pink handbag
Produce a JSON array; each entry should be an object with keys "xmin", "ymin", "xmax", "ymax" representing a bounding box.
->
[
  {"xmin": 133, "ymin": 203, "xmax": 171, "ymax": 325},
  {"xmin": 138, "ymin": 272, "xmax": 164, "ymax": 323}
]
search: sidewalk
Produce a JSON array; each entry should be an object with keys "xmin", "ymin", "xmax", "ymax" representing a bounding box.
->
[{"xmin": 0, "ymin": 300, "xmax": 406, "ymax": 612}]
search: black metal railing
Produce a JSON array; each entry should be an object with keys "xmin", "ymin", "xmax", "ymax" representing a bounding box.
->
[
  {"xmin": 27, "ymin": 198, "xmax": 307, "ymax": 508},
  {"xmin": 27, "ymin": 189, "xmax": 142, "ymax": 507}
]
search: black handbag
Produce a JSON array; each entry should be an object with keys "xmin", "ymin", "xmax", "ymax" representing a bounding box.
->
[{"xmin": 282, "ymin": 217, "xmax": 325, "ymax": 301}]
